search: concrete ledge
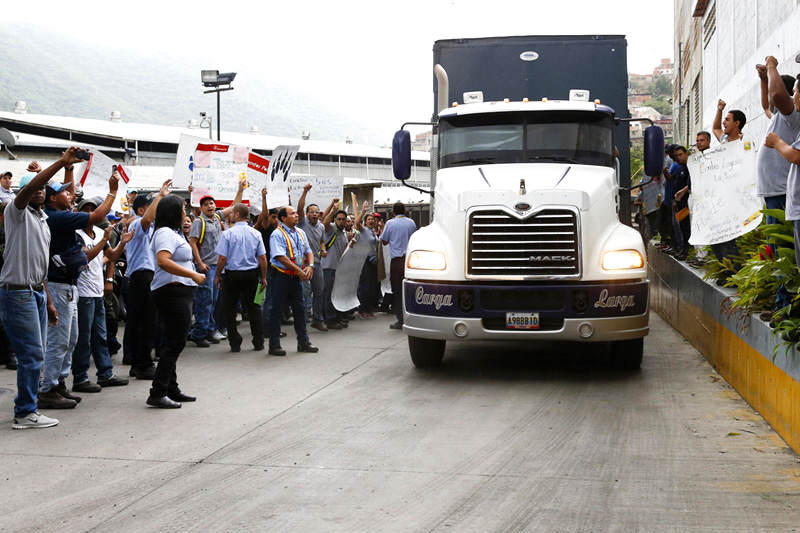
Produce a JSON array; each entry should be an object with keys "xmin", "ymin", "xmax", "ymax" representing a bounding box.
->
[{"xmin": 648, "ymin": 243, "xmax": 800, "ymax": 453}]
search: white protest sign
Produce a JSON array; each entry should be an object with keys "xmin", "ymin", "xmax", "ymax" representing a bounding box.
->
[
  {"xmin": 266, "ymin": 145, "xmax": 300, "ymax": 208},
  {"xmin": 244, "ymin": 152, "xmax": 271, "ymax": 212},
  {"xmin": 332, "ymin": 235, "xmax": 372, "ymax": 312},
  {"xmin": 78, "ymin": 150, "xmax": 130, "ymax": 212},
  {"xmin": 288, "ymin": 175, "xmax": 343, "ymax": 209},
  {"xmin": 189, "ymin": 142, "xmax": 250, "ymax": 207},
  {"xmin": 380, "ymin": 243, "xmax": 392, "ymax": 296},
  {"xmin": 687, "ymin": 140, "xmax": 763, "ymax": 245},
  {"xmin": 172, "ymin": 134, "xmax": 211, "ymax": 188}
]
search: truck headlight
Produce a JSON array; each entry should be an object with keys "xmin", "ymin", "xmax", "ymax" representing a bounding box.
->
[
  {"xmin": 407, "ymin": 250, "xmax": 447, "ymax": 270},
  {"xmin": 602, "ymin": 250, "xmax": 644, "ymax": 270}
]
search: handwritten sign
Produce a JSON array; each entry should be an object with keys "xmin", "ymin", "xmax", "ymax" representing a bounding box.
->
[
  {"xmin": 243, "ymin": 152, "xmax": 271, "ymax": 212},
  {"xmin": 687, "ymin": 140, "xmax": 763, "ymax": 245},
  {"xmin": 286, "ymin": 175, "xmax": 343, "ymax": 209},
  {"xmin": 78, "ymin": 150, "xmax": 129, "ymax": 212},
  {"xmin": 190, "ymin": 142, "xmax": 249, "ymax": 207},
  {"xmin": 266, "ymin": 145, "xmax": 299, "ymax": 208}
]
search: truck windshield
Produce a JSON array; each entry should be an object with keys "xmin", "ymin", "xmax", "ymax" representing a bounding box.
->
[{"xmin": 439, "ymin": 111, "xmax": 614, "ymax": 169}]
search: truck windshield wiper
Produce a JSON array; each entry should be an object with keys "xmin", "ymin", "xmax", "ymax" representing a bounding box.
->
[
  {"xmin": 449, "ymin": 157, "xmax": 496, "ymax": 167},
  {"xmin": 528, "ymin": 155, "xmax": 579, "ymax": 164}
]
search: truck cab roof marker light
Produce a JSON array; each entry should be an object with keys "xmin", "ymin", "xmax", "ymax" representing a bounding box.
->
[
  {"xmin": 452, "ymin": 102, "xmax": 459, "ymax": 107},
  {"xmin": 594, "ymin": 99, "xmax": 601, "ymax": 104},
  {"xmin": 541, "ymin": 97, "xmax": 548, "ymax": 103},
  {"xmin": 522, "ymin": 97, "xmax": 529, "ymax": 103},
  {"xmin": 503, "ymin": 98, "xmax": 510, "ymax": 103}
]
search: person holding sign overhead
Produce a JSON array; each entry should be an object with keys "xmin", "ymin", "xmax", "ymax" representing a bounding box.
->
[{"xmin": 214, "ymin": 203, "xmax": 268, "ymax": 352}]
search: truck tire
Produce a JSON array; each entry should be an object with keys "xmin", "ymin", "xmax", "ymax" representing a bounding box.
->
[
  {"xmin": 610, "ymin": 338, "xmax": 643, "ymax": 370},
  {"xmin": 408, "ymin": 336, "xmax": 446, "ymax": 367}
]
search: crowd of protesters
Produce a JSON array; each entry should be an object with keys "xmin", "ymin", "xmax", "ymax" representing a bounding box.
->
[
  {"xmin": 0, "ymin": 147, "xmax": 417, "ymax": 428},
  {"xmin": 640, "ymin": 55, "xmax": 800, "ymax": 289}
]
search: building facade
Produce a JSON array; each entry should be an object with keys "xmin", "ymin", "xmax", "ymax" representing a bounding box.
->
[{"xmin": 674, "ymin": 0, "xmax": 800, "ymax": 148}]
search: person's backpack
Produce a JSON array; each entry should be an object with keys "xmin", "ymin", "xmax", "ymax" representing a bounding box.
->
[{"xmin": 198, "ymin": 212, "xmax": 223, "ymax": 245}]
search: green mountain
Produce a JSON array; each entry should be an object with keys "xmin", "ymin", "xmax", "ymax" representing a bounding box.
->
[{"xmin": 0, "ymin": 25, "xmax": 385, "ymax": 145}]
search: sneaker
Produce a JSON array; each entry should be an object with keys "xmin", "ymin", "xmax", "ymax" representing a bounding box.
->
[
  {"xmin": 38, "ymin": 389, "xmax": 78, "ymax": 409},
  {"xmin": 98, "ymin": 375, "xmax": 129, "ymax": 387},
  {"xmin": 205, "ymin": 334, "xmax": 220, "ymax": 344},
  {"xmin": 13, "ymin": 411, "xmax": 59, "ymax": 429},
  {"xmin": 72, "ymin": 380, "xmax": 102, "ymax": 393},
  {"xmin": 212, "ymin": 330, "xmax": 227, "ymax": 341}
]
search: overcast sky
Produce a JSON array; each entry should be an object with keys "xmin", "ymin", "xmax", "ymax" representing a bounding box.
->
[{"xmin": 3, "ymin": 0, "xmax": 673, "ymax": 140}]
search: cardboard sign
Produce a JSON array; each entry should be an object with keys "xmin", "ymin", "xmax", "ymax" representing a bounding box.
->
[
  {"xmin": 638, "ymin": 176, "xmax": 664, "ymax": 215},
  {"xmin": 331, "ymin": 234, "xmax": 372, "ymax": 311},
  {"xmin": 78, "ymin": 150, "xmax": 129, "ymax": 213},
  {"xmin": 189, "ymin": 142, "xmax": 250, "ymax": 207},
  {"xmin": 244, "ymin": 152, "xmax": 271, "ymax": 213},
  {"xmin": 287, "ymin": 175, "xmax": 343, "ymax": 210},
  {"xmin": 687, "ymin": 140, "xmax": 763, "ymax": 245},
  {"xmin": 266, "ymin": 145, "xmax": 300, "ymax": 208}
]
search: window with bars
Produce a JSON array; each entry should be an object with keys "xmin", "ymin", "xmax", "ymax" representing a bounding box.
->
[
  {"xmin": 703, "ymin": 3, "xmax": 716, "ymax": 48},
  {"xmin": 692, "ymin": 75, "xmax": 701, "ymax": 126}
]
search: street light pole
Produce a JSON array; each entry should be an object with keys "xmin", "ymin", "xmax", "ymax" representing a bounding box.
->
[{"xmin": 201, "ymin": 70, "xmax": 236, "ymax": 143}]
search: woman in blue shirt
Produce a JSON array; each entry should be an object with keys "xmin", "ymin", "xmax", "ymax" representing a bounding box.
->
[{"xmin": 147, "ymin": 195, "xmax": 205, "ymax": 409}]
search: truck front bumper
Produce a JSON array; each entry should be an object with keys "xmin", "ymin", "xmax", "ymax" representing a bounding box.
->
[{"xmin": 402, "ymin": 279, "xmax": 649, "ymax": 342}]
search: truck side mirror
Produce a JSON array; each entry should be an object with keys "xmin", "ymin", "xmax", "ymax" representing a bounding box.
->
[
  {"xmin": 643, "ymin": 125, "xmax": 665, "ymax": 177},
  {"xmin": 392, "ymin": 130, "xmax": 411, "ymax": 181}
]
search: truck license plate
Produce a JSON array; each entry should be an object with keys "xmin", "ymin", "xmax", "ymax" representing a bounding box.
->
[{"xmin": 505, "ymin": 312, "xmax": 540, "ymax": 330}]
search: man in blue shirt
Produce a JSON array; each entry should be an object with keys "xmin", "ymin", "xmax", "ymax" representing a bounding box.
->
[
  {"xmin": 381, "ymin": 202, "xmax": 417, "ymax": 329},
  {"xmin": 215, "ymin": 203, "xmax": 268, "ymax": 352},
  {"xmin": 123, "ymin": 179, "xmax": 170, "ymax": 380},
  {"xmin": 268, "ymin": 206, "xmax": 318, "ymax": 356},
  {"xmin": 39, "ymin": 166, "xmax": 118, "ymax": 409}
]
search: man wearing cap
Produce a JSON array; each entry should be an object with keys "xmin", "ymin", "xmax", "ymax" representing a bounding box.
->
[
  {"xmin": 214, "ymin": 203, "xmax": 268, "ymax": 352},
  {"xmin": 71, "ymin": 196, "xmax": 133, "ymax": 393},
  {"xmin": 123, "ymin": 179, "xmax": 171, "ymax": 380},
  {"xmin": 0, "ymin": 171, "xmax": 14, "ymax": 203},
  {"xmin": 38, "ymin": 162, "xmax": 119, "ymax": 409},
  {"xmin": 187, "ymin": 181, "xmax": 244, "ymax": 347},
  {"xmin": 0, "ymin": 149, "xmax": 84, "ymax": 428}
]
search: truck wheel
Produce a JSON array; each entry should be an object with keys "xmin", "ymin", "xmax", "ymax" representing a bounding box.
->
[
  {"xmin": 610, "ymin": 338, "xmax": 643, "ymax": 370},
  {"xmin": 408, "ymin": 336, "xmax": 446, "ymax": 367}
]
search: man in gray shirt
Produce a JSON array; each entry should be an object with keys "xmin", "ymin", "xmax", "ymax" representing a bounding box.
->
[
  {"xmin": 0, "ymin": 148, "xmax": 84, "ymax": 429},
  {"xmin": 321, "ymin": 199, "xmax": 350, "ymax": 329},
  {"xmin": 297, "ymin": 184, "xmax": 328, "ymax": 331}
]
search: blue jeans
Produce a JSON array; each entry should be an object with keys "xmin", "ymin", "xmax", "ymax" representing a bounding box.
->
[
  {"xmin": 72, "ymin": 296, "xmax": 114, "ymax": 384},
  {"xmin": 190, "ymin": 264, "xmax": 217, "ymax": 339},
  {"xmin": 0, "ymin": 287, "xmax": 48, "ymax": 417},
  {"xmin": 42, "ymin": 282, "xmax": 78, "ymax": 393}
]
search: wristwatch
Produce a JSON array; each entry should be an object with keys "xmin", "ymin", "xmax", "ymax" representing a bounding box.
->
[{"xmin": 105, "ymin": 278, "xmax": 114, "ymax": 283}]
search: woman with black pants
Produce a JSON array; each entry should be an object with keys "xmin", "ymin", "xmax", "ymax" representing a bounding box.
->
[{"xmin": 147, "ymin": 195, "xmax": 205, "ymax": 409}]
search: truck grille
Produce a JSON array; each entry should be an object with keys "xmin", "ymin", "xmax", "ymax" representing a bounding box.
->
[{"xmin": 468, "ymin": 209, "xmax": 580, "ymax": 278}]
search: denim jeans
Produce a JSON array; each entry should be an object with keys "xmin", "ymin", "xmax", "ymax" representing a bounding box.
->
[
  {"xmin": 309, "ymin": 263, "xmax": 324, "ymax": 321},
  {"xmin": 190, "ymin": 264, "xmax": 217, "ymax": 340},
  {"xmin": 765, "ymin": 195, "xmax": 789, "ymax": 309},
  {"xmin": 72, "ymin": 296, "xmax": 114, "ymax": 384},
  {"xmin": 0, "ymin": 287, "xmax": 47, "ymax": 417},
  {"xmin": 42, "ymin": 282, "xmax": 78, "ymax": 393}
]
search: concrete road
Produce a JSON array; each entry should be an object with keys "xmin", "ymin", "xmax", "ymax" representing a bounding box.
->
[{"xmin": 1, "ymin": 312, "xmax": 800, "ymax": 531}]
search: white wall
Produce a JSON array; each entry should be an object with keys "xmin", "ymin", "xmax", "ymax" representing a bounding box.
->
[{"xmin": 701, "ymin": 0, "xmax": 800, "ymax": 147}]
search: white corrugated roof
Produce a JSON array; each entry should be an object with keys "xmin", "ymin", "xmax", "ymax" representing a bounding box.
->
[{"xmin": 0, "ymin": 111, "xmax": 430, "ymax": 161}]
